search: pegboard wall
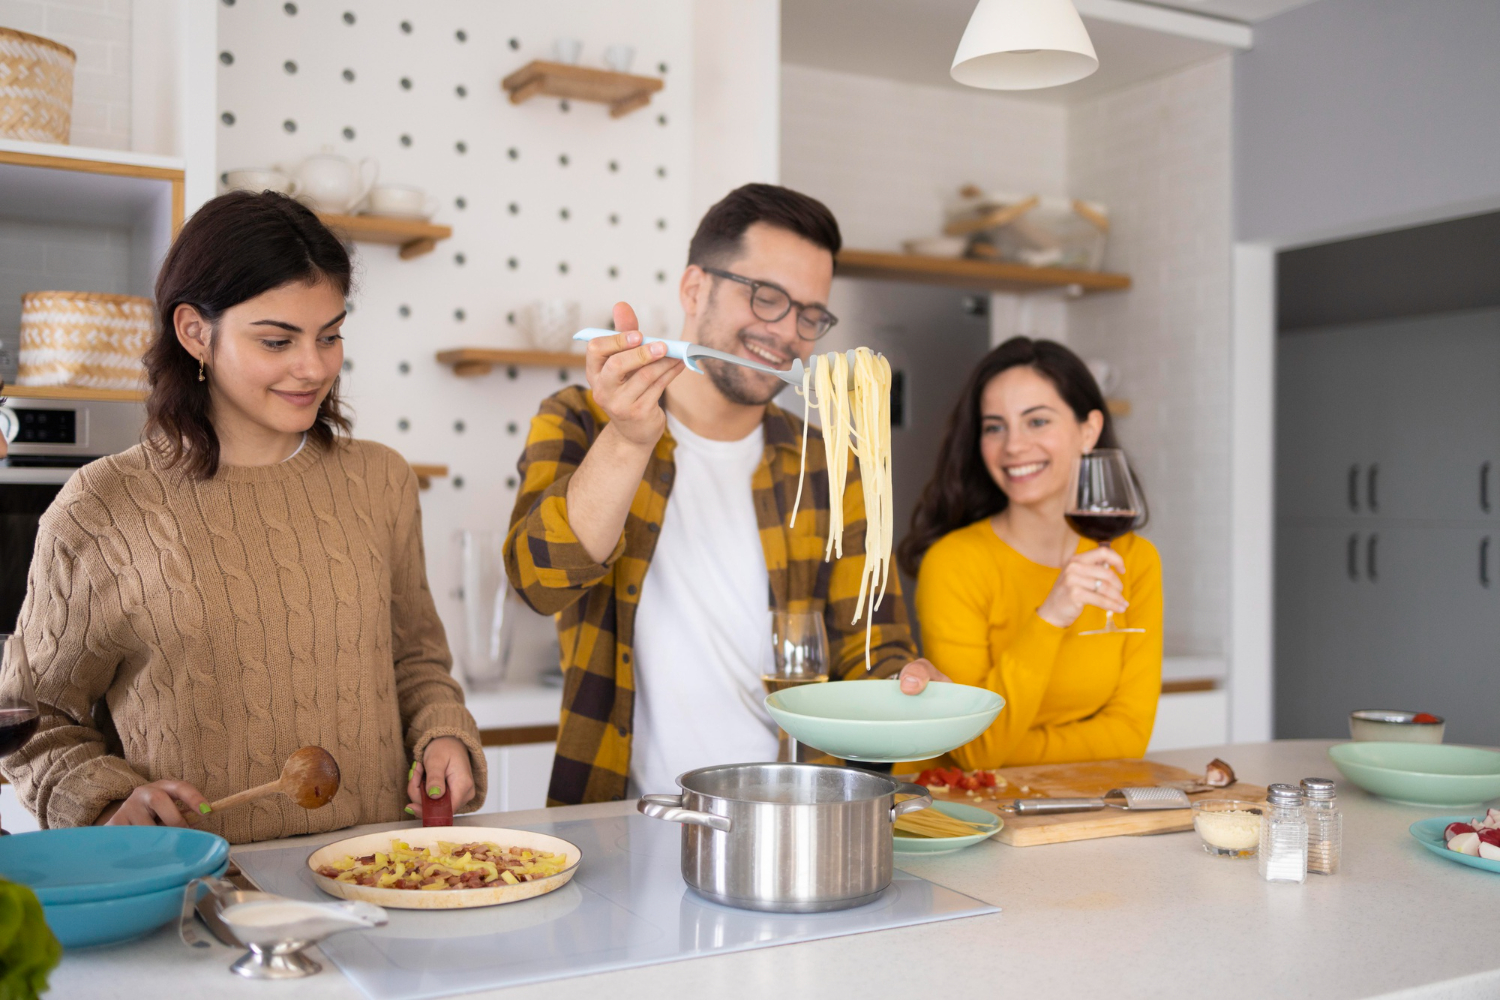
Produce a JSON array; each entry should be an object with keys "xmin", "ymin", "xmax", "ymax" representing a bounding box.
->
[{"xmin": 216, "ymin": 0, "xmax": 693, "ymax": 679}]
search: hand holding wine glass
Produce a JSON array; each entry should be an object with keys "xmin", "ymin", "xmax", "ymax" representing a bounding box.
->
[{"xmin": 1063, "ymin": 449, "xmax": 1146, "ymax": 636}]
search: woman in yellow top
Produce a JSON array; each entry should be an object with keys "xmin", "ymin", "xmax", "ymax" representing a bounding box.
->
[{"xmin": 896, "ymin": 337, "xmax": 1162, "ymax": 767}]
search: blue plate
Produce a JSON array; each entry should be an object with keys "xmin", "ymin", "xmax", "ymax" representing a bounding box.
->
[
  {"xmin": 0, "ymin": 827, "xmax": 229, "ymax": 905},
  {"xmin": 1409, "ymin": 815, "xmax": 1500, "ymax": 874},
  {"xmin": 894, "ymin": 800, "xmax": 1003, "ymax": 855},
  {"xmin": 42, "ymin": 859, "xmax": 229, "ymax": 948}
]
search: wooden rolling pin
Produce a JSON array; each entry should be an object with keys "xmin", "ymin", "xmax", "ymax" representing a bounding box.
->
[{"xmin": 208, "ymin": 746, "xmax": 341, "ymax": 813}]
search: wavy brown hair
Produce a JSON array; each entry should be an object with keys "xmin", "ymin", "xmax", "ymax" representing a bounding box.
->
[
  {"xmin": 144, "ymin": 191, "xmax": 353, "ymax": 479},
  {"xmin": 897, "ymin": 336, "xmax": 1141, "ymax": 576}
]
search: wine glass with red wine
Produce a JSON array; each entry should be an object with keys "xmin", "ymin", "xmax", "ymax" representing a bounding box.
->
[
  {"xmin": 1064, "ymin": 449, "xmax": 1146, "ymax": 636},
  {"xmin": 0, "ymin": 635, "xmax": 39, "ymax": 757}
]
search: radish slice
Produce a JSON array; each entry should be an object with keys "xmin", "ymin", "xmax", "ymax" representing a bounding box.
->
[{"xmin": 1449, "ymin": 832, "xmax": 1482, "ymax": 856}]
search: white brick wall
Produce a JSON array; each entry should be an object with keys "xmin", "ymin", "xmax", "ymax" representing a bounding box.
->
[
  {"xmin": 1066, "ymin": 56, "xmax": 1234, "ymax": 658},
  {"xmin": 0, "ymin": 0, "xmax": 133, "ymax": 150},
  {"xmin": 781, "ymin": 64, "xmax": 1066, "ymax": 250}
]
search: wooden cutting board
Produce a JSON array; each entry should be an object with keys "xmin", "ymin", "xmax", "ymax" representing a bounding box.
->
[{"xmin": 901, "ymin": 758, "xmax": 1266, "ymax": 847}]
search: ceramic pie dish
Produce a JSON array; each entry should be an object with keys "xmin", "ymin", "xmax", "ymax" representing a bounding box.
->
[{"xmin": 306, "ymin": 826, "xmax": 581, "ymax": 910}]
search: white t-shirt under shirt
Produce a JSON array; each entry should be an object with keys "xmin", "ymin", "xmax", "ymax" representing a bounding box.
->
[{"xmin": 629, "ymin": 411, "xmax": 778, "ymax": 795}]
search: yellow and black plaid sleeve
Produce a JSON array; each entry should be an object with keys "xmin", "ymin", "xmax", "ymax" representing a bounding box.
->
[{"xmin": 504, "ymin": 387, "xmax": 628, "ymax": 616}]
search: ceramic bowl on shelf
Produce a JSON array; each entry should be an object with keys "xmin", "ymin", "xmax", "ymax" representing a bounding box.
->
[
  {"xmin": 764, "ymin": 679, "xmax": 1003, "ymax": 763},
  {"xmin": 1328, "ymin": 742, "xmax": 1500, "ymax": 807},
  {"xmin": 519, "ymin": 300, "xmax": 582, "ymax": 352},
  {"xmin": 1349, "ymin": 709, "xmax": 1445, "ymax": 744},
  {"xmin": 361, "ymin": 183, "xmax": 439, "ymax": 220},
  {"xmin": 902, "ymin": 236, "xmax": 968, "ymax": 258}
]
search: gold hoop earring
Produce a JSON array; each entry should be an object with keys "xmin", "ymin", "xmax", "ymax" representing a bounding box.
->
[{"xmin": 198, "ymin": 358, "xmax": 205, "ymax": 382}]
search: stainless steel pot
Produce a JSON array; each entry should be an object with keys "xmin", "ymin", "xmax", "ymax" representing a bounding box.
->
[{"xmin": 637, "ymin": 762, "xmax": 931, "ymax": 913}]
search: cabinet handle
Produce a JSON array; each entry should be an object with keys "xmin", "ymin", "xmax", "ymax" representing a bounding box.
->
[
  {"xmin": 1366, "ymin": 533, "xmax": 1378, "ymax": 581},
  {"xmin": 1347, "ymin": 465, "xmax": 1360, "ymax": 512},
  {"xmin": 1347, "ymin": 533, "xmax": 1359, "ymax": 581},
  {"xmin": 1367, "ymin": 464, "xmax": 1379, "ymax": 513},
  {"xmin": 1482, "ymin": 537, "xmax": 1491, "ymax": 588},
  {"xmin": 1483, "ymin": 462, "xmax": 1491, "ymax": 514}
]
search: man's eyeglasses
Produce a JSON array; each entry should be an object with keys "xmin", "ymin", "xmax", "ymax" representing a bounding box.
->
[{"xmin": 702, "ymin": 267, "xmax": 839, "ymax": 341}]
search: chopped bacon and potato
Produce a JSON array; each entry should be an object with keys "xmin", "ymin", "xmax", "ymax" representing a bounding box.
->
[{"xmin": 316, "ymin": 840, "xmax": 569, "ymax": 891}]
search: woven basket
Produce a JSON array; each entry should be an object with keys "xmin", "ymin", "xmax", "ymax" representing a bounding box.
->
[
  {"xmin": 17, "ymin": 291, "xmax": 153, "ymax": 391},
  {"xmin": 0, "ymin": 27, "xmax": 75, "ymax": 144}
]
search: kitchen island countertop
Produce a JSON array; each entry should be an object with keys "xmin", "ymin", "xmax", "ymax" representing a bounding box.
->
[{"xmin": 48, "ymin": 741, "xmax": 1500, "ymax": 1000}]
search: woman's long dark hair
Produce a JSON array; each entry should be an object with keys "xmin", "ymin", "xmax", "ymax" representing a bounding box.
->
[
  {"xmin": 144, "ymin": 191, "xmax": 353, "ymax": 479},
  {"xmin": 897, "ymin": 336, "xmax": 1140, "ymax": 576}
]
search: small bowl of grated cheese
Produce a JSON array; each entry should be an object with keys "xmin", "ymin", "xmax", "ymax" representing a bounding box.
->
[{"xmin": 1192, "ymin": 800, "xmax": 1264, "ymax": 858}]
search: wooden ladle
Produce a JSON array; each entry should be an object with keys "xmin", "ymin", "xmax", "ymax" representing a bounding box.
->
[{"xmin": 208, "ymin": 746, "xmax": 342, "ymax": 814}]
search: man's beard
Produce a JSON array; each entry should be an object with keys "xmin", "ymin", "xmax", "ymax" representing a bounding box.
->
[{"xmin": 695, "ymin": 298, "xmax": 788, "ymax": 406}]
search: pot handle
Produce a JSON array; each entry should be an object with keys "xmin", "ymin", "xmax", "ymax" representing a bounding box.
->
[
  {"xmin": 637, "ymin": 794, "xmax": 733, "ymax": 832},
  {"xmin": 890, "ymin": 782, "xmax": 933, "ymax": 821}
]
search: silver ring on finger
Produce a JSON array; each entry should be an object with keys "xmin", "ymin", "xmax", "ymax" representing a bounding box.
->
[{"xmin": 1093, "ymin": 579, "xmax": 1102, "ymax": 592}]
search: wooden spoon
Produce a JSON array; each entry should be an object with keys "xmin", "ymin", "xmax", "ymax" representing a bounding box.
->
[{"xmin": 208, "ymin": 746, "xmax": 342, "ymax": 814}]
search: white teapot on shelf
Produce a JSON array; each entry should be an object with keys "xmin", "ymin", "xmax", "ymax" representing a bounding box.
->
[{"xmin": 293, "ymin": 149, "xmax": 378, "ymax": 215}]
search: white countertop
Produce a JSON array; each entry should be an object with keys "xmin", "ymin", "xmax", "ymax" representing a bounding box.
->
[{"xmin": 49, "ymin": 741, "xmax": 1499, "ymax": 1000}]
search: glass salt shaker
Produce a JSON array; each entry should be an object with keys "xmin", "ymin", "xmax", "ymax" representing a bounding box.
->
[
  {"xmin": 1258, "ymin": 783, "xmax": 1308, "ymax": 883},
  {"xmin": 1301, "ymin": 777, "xmax": 1342, "ymax": 875}
]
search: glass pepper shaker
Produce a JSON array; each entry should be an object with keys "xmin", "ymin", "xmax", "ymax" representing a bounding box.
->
[
  {"xmin": 1259, "ymin": 783, "xmax": 1308, "ymax": 883},
  {"xmin": 1301, "ymin": 777, "xmax": 1342, "ymax": 875}
]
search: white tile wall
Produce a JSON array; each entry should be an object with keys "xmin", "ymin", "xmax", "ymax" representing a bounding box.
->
[
  {"xmin": 217, "ymin": 1, "xmax": 693, "ymax": 685},
  {"xmin": 0, "ymin": 0, "xmax": 133, "ymax": 150},
  {"xmin": 780, "ymin": 64, "xmax": 1067, "ymax": 251},
  {"xmin": 1066, "ymin": 56, "xmax": 1234, "ymax": 658}
]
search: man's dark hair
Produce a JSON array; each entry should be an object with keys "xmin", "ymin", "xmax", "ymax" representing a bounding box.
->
[{"xmin": 687, "ymin": 183, "xmax": 841, "ymax": 268}]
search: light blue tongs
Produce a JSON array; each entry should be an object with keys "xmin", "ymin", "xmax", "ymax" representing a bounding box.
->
[{"xmin": 572, "ymin": 328, "xmax": 861, "ymax": 387}]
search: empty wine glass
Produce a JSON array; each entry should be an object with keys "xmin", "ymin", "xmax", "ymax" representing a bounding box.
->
[
  {"xmin": 1064, "ymin": 449, "xmax": 1146, "ymax": 636},
  {"xmin": 764, "ymin": 611, "xmax": 830, "ymax": 762},
  {"xmin": 0, "ymin": 635, "xmax": 39, "ymax": 757}
]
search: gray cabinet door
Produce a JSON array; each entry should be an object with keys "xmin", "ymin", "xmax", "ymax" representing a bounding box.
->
[
  {"xmin": 1367, "ymin": 309, "xmax": 1500, "ymax": 521},
  {"xmin": 1277, "ymin": 327, "xmax": 1388, "ymax": 520},
  {"xmin": 1275, "ymin": 521, "xmax": 1427, "ymax": 739},
  {"xmin": 1411, "ymin": 526, "xmax": 1500, "ymax": 746}
]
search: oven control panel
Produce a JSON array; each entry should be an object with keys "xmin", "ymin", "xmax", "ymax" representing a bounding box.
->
[{"xmin": 9, "ymin": 407, "xmax": 77, "ymax": 445}]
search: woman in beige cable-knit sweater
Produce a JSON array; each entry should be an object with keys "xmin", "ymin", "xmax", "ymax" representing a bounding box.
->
[{"xmin": 1, "ymin": 192, "xmax": 485, "ymax": 843}]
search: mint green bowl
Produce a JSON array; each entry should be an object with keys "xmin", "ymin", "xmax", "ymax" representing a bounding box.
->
[
  {"xmin": 764, "ymin": 679, "xmax": 1003, "ymax": 763},
  {"xmin": 1327, "ymin": 742, "xmax": 1500, "ymax": 808}
]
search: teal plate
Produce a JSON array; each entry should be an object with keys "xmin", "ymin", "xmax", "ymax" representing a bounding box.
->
[
  {"xmin": 0, "ymin": 826, "xmax": 230, "ymax": 905},
  {"xmin": 1328, "ymin": 742, "xmax": 1500, "ymax": 807},
  {"xmin": 1409, "ymin": 815, "xmax": 1500, "ymax": 875},
  {"xmin": 42, "ymin": 859, "xmax": 229, "ymax": 949},
  {"xmin": 894, "ymin": 800, "xmax": 1003, "ymax": 855},
  {"xmin": 765, "ymin": 679, "xmax": 1004, "ymax": 763}
]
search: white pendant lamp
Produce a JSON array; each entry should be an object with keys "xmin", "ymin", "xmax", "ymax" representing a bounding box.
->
[{"xmin": 950, "ymin": 0, "xmax": 1099, "ymax": 91}]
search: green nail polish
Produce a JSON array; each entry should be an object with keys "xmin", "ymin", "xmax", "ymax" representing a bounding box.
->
[
  {"xmin": 404, "ymin": 805, "xmax": 415, "ymax": 815},
  {"xmin": 428, "ymin": 786, "xmax": 442, "ymax": 798},
  {"xmin": 198, "ymin": 803, "xmax": 211, "ymax": 815},
  {"xmin": 408, "ymin": 762, "xmax": 416, "ymax": 778}
]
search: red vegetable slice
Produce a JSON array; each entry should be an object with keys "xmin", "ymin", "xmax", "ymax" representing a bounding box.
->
[
  {"xmin": 1445, "ymin": 822, "xmax": 1476, "ymax": 843},
  {"xmin": 1412, "ymin": 713, "xmax": 1440, "ymax": 724}
]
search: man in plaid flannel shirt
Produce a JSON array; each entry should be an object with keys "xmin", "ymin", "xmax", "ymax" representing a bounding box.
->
[{"xmin": 505, "ymin": 185, "xmax": 943, "ymax": 805}]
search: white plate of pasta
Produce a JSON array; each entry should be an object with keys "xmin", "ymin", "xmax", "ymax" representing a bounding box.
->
[{"xmin": 306, "ymin": 826, "xmax": 582, "ymax": 910}]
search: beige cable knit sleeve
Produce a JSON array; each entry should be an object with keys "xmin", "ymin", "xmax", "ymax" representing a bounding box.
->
[
  {"xmin": 4, "ymin": 530, "xmax": 146, "ymax": 828},
  {"xmin": 385, "ymin": 455, "xmax": 489, "ymax": 812}
]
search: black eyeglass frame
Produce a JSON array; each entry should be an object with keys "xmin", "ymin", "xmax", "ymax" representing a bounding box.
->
[{"xmin": 702, "ymin": 267, "xmax": 839, "ymax": 341}]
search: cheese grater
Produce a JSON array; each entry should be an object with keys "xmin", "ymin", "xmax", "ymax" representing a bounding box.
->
[{"xmin": 1003, "ymin": 786, "xmax": 1191, "ymax": 815}]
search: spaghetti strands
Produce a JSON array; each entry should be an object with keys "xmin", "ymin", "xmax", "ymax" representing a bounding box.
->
[
  {"xmin": 788, "ymin": 348, "xmax": 895, "ymax": 671},
  {"xmin": 893, "ymin": 807, "xmax": 999, "ymax": 839}
]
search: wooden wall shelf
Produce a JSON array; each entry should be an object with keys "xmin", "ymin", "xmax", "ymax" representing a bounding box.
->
[
  {"xmin": 436, "ymin": 347, "xmax": 584, "ymax": 377},
  {"xmin": 409, "ymin": 463, "xmax": 449, "ymax": 490},
  {"xmin": 836, "ymin": 249, "xmax": 1130, "ymax": 295},
  {"xmin": 1, "ymin": 383, "xmax": 146, "ymax": 403},
  {"xmin": 501, "ymin": 61, "xmax": 664, "ymax": 118},
  {"xmin": 317, "ymin": 213, "xmax": 452, "ymax": 260}
]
